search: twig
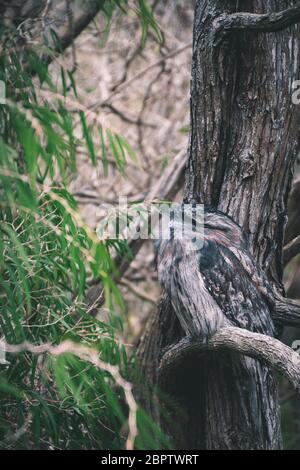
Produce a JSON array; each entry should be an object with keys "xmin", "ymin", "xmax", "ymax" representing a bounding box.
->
[
  {"xmin": 91, "ymin": 43, "xmax": 192, "ymax": 109},
  {"xmin": 120, "ymin": 278, "xmax": 157, "ymax": 305},
  {"xmin": 102, "ymin": 103, "xmax": 157, "ymax": 128},
  {"xmin": 274, "ymin": 296, "xmax": 300, "ymax": 328},
  {"xmin": 283, "ymin": 235, "xmax": 300, "ymax": 266},
  {"xmin": 85, "ymin": 148, "xmax": 187, "ymax": 314}
]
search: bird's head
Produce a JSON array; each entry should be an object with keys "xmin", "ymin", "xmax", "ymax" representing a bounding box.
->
[{"xmin": 203, "ymin": 208, "xmax": 248, "ymax": 249}]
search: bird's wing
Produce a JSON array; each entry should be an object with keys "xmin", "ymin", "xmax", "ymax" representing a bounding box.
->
[
  {"xmin": 158, "ymin": 239, "xmax": 226, "ymax": 338},
  {"xmin": 199, "ymin": 241, "xmax": 275, "ymax": 336}
]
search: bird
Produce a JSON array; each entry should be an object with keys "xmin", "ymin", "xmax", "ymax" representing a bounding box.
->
[{"xmin": 157, "ymin": 206, "xmax": 275, "ymax": 340}]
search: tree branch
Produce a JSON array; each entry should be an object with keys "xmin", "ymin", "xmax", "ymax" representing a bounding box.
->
[
  {"xmin": 285, "ymin": 178, "xmax": 300, "ymax": 250},
  {"xmin": 94, "ymin": 42, "xmax": 192, "ymax": 109},
  {"xmin": 274, "ymin": 296, "xmax": 300, "ymax": 328},
  {"xmin": 283, "ymin": 235, "xmax": 300, "ymax": 266},
  {"xmin": 120, "ymin": 278, "xmax": 157, "ymax": 305},
  {"xmin": 213, "ymin": 4, "xmax": 300, "ymax": 45},
  {"xmin": 159, "ymin": 326, "xmax": 300, "ymax": 393},
  {"xmin": 1, "ymin": 0, "xmax": 106, "ymax": 63}
]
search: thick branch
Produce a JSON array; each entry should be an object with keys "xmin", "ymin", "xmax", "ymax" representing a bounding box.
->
[
  {"xmin": 274, "ymin": 296, "xmax": 300, "ymax": 328},
  {"xmin": 47, "ymin": 0, "xmax": 106, "ymax": 58},
  {"xmin": 159, "ymin": 327, "xmax": 300, "ymax": 393},
  {"xmin": 213, "ymin": 4, "xmax": 300, "ymax": 44},
  {"xmin": 283, "ymin": 235, "xmax": 300, "ymax": 265},
  {"xmin": 1, "ymin": 0, "xmax": 105, "ymax": 63}
]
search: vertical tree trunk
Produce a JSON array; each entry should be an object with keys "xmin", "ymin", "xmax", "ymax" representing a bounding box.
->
[{"xmin": 137, "ymin": 0, "xmax": 300, "ymax": 450}]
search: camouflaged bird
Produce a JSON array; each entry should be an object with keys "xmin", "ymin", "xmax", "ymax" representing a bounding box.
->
[{"xmin": 157, "ymin": 207, "xmax": 275, "ymax": 339}]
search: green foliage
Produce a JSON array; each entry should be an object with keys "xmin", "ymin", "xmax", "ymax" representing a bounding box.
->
[
  {"xmin": 0, "ymin": 1, "xmax": 166, "ymax": 450},
  {"xmin": 103, "ymin": 0, "xmax": 163, "ymax": 46}
]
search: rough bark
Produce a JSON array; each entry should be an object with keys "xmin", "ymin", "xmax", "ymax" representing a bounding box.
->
[{"xmin": 137, "ymin": 0, "xmax": 300, "ymax": 450}]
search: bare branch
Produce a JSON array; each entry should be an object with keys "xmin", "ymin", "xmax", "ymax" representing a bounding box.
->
[
  {"xmin": 1, "ymin": 0, "xmax": 106, "ymax": 63},
  {"xmin": 159, "ymin": 327, "xmax": 300, "ymax": 393},
  {"xmin": 213, "ymin": 4, "xmax": 300, "ymax": 45},
  {"xmin": 92, "ymin": 43, "xmax": 192, "ymax": 109},
  {"xmin": 274, "ymin": 296, "xmax": 300, "ymax": 328},
  {"xmin": 283, "ymin": 235, "xmax": 300, "ymax": 265}
]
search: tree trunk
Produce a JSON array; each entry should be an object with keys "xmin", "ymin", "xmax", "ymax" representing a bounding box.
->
[{"xmin": 137, "ymin": 0, "xmax": 300, "ymax": 450}]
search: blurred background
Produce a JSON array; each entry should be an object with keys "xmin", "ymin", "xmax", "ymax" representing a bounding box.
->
[{"xmin": 52, "ymin": 0, "xmax": 194, "ymax": 339}]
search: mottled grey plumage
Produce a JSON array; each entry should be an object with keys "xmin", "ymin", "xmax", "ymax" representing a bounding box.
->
[{"xmin": 157, "ymin": 208, "xmax": 275, "ymax": 339}]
